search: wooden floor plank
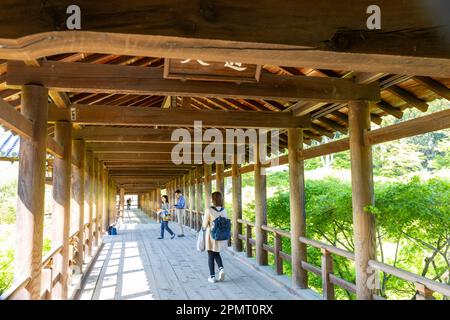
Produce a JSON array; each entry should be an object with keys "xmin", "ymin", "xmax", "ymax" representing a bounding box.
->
[{"xmin": 77, "ymin": 209, "xmax": 309, "ymax": 300}]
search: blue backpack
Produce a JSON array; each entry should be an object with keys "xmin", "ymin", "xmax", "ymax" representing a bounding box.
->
[{"xmin": 210, "ymin": 207, "xmax": 231, "ymax": 241}]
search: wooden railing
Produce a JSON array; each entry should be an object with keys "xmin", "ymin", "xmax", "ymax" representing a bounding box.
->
[
  {"xmin": 234, "ymin": 219, "xmax": 450, "ymax": 300},
  {"xmin": 143, "ymin": 207, "xmax": 450, "ymax": 300},
  {"xmin": 1, "ymin": 222, "xmax": 96, "ymax": 300}
]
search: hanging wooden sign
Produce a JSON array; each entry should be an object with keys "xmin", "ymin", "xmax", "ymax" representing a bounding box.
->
[{"xmin": 163, "ymin": 58, "xmax": 261, "ymax": 83}]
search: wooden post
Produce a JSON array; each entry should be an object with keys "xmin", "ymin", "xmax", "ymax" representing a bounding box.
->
[
  {"xmin": 232, "ymin": 158, "xmax": 243, "ymax": 252},
  {"xmin": 204, "ymin": 164, "xmax": 212, "ymax": 209},
  {"xmin": 196, "ymin": 168, "xmax": 203, "ymax": 231},
  {"xmin": 102, "ymin": 167, "xmax": 108, "ymax": 232},
  {"xmin": 15, "ymin": 84, "xmax": 48, "ymax": 299},
  {"xmin": 52, "ymin": 121, "xmax": 72, "ymax": 299},
  {"xmin": 348, "ymin": 101, "xmax": 376, "ymax": 300},
  {"xmin": 190, "ymin": 170, "xmax": 196, "ymax": 228},
  {"xmin": 84, "ymin": 151, "xmax": 93, "ymax": 258},
  {"xmin": 119, "ymin": 187, "xmax": 125, "ymax": 221},
  {"xmin": 415, "ymin": 283, "xmax": 435, "ymax": 300},
  {"xmin": 215, "ymin": 163, "xmax": 225, "ymax": 194},
  {"xmin": 288, "ymin": 128, "xmax": 308, "ymax": 288},
  {"xmin": 254, "ymin": 142, "xmax": 268, "ymax": 265},
  {"xmin": 95, "ymin": 160, "xmax": 102, "ymax": 243},
  {"xmin": 246, "ymin": 225, "xmax": 253, "ymax": 258},
  {"xmin": 72, "ymin": 139, "xmax": 85, "ymax": 272},
  {"xmin": 92, "ymin": 158, "xmax": 99, "ymax": 247},
  {"xmin": 321, "ymin": 249, "xmax": 335, "ymax": 300},
  {"xmin": 274, "ymin": 233, "xmax": 283, "ymax": 275}
]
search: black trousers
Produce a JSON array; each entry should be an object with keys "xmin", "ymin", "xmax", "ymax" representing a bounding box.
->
[{"xmin": 207, "ymin": 250, "xmax": 223, "ymax": 277}]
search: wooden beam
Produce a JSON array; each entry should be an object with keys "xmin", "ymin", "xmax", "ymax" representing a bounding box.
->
[
  {"xmin": 366, "ymin": 108, "xmax": 450, "ymax": 146},
  {"xmin": 1, "ymin": 1, "xmax": 450, "ymax": 76},
  {"xmin": 50, "ymin": 103, "xmax": 311, "ymax": 129},
  {"xmin": 7, "ymin": 60, "xmax": 380, "ymax": 103},
  {"xmin": 386, "ymin": 86, "xmax": 428, "ymax": 112},
  {"xmin": 375, "ymin": 101, "xmax": 403, "ymax": 119},
  {"xmin": 413, "ymin": 76, "xmax": 450, "ymax": 101},
  {"xmin": 74, "ymin": 127, "xmax": 176, "ymax": 142},
  {"xmin": 0, "ymin": 98, "xmax": 32, "ymax": 138},
  {"xmin": 15, "ymin": 84, "xmax": 48, "ymax": 299}
]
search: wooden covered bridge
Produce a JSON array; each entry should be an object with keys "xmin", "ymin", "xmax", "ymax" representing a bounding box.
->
[{"xmin": 0, "ymin": 1, "xmax": 450, "ymax": 300}]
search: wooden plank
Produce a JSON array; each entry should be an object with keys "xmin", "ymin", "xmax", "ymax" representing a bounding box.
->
[
  {"xmin": 0, "ymin": 98, "xmax": 32, "ymax": 138},
  {"xmin": 49, "ymin": 103, "xmax": 310, "ymax": 129},
  {"xmin": 386, "ymin": 86, "xmax": 429, "ymax": 112},
  {"xmin": 7, "ymin": 60, "xmax": 380, "ymax": 103}
]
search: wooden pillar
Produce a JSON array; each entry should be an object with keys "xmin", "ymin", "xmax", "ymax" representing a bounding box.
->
[
  {"xmin": 288, "ymin": 128, "xmax": 308, "ymax": 288},
  {"xmin": 92, "ymin": 158, "xmax": 99, "ymax": 246},
  {"xmin": 215, "ymin": 163, "xmax": 225, "ymax": 194},
  {"xmin": 102, "ymin": 167, "xmax": 108, "ymax": 232},
  {"xmin": 348, "ymin": 101, "xmax": 376, "ymax": 300},
  {"xmin": 85, "ymin": 151, "xmax": 93, "ymax": 258},
  {"xmin": 195, "ymin": 168, "xmax": 203, "ymax": 231},
  {"xmin": 119, "ymin": 187, "xmax": 125, "ymax": 220},
  {"xmin": 204, "ymin": 164, "xmax": 212, "ymax": 209},
  {"xmin": 71, "ymin": 139, "xmax": 85, "ymax": 272},
  {"xmin": 189, "ymin": 170, "xmax": 196, "ymax": 228},
  {"xmin": 232, "ymin": 158, "xmax": 243, "ymax": 252},
  {"xmin": 51, "ymin": 121, "xmax": 72, "ymax": 299},
  {"xmin": 95, "ymin": 160, "xmax": 103, "ymax": 242},
  {"xmin": 254, "ymin": 142, "xmax": 268, "ymax": 265},
  {"xmin": 14, "ymin": 85, "xmax": 48, "ymax": 299}
]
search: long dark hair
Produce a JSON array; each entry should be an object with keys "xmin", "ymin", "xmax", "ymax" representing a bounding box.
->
[
  {"xmin": 211, "ymin": 191, "xmax": 223, "ymax": 207},
  {"xmin": 162, "ymin": 195, "xmax": 169, "ymax": 204}
]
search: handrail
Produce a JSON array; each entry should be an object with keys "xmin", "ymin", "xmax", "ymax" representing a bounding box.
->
[
  {"xmin": 42, "ymin": 245, "xmax": 63, "ymax": 268},
  {"xmin": 299, "ymin": 236, "xmax": 355, "ymax": 261},
  {"xmin": 369, "ymin": 260, "xmax": 450, "ymax": 297},
  {"xmin": 261, "ymin": 224, "xmax": 291, "ymax": 239},
  {"xmin": 237, "ymin": 219, "xmax": 255, "ymax": 227},
  {"xmin": 0, "ymin": 276, "xmax": 31, "ymax": 300}
]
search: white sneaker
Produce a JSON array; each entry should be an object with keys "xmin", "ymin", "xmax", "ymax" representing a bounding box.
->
[
  {"xmin": 218, "ymin": 268, "xmax": 225, "ymax": 282},
  {"xmin": 208, "ymin": 276, "xmax": 217, "ymax": 283}
]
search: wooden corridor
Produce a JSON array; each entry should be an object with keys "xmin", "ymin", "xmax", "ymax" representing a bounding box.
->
[{"xmin": 77, "ymin": 209, "xmax": 316, "ymax": 300}]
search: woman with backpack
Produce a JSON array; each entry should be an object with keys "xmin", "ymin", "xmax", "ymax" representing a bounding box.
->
[
  {"xmin": 201, "ymin": 191, "xmax": 229, "ymax": 283},
  {"xmin": 157, "ymin": 195, "xmax": 176, "ymax": 240}
]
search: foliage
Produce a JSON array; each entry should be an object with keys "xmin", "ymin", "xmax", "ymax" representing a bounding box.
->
[{"xmin": 0, "ymin": 180, "xmax": 17, "ymax": 224}]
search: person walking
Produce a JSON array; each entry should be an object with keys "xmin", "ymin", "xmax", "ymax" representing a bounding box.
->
[
  {"xmin": 171, "ymin": 189, "xmax": 186, "ymax": 237},
  {"xmin": 157, "ymin": 195, "xmax": 176, "ymax": 240},
  {"xmin": 202, "ymin": 191, "xmax": 228, "ymax": 283}
]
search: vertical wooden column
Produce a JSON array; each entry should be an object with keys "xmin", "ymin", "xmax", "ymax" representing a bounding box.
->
[
  {"xmin": 195, "ymin": 168, "xmax": 203, "ymax": 231},
  {"xmin": 119, "ymin": 187, "xmax": 125, "ymax": 220},
  {"xmin": 204, "ymin": 164, "xmax": 212, "ymax": 209},
  {"xmin": 52, "ymin": 121, "xmax": 72, "ymax": 299},
  {"xmin": 92, "ymin": 158, "xmax": 99, "ymax": 246},
  {"xmin": 189, "ymin": 170, "xmax": 196, "ymax": 228},
  {"xmin": 96, "ymin": 161, "xmax": 103, "ymax": 241},
  {"xmin": 15, "ymin": 85, "xmax": 48, "ymax": 299},
  {"xmin": 71, "ymin": 139, "xmax": 85, "ymax": 272},
  {"xmin": 348, "ymin": 101, "xmax": 376, "ymax": 300},
  {"xmin": 232, "ymin": 156, "xmax": 243, "ymax": 252},
  {"xmin": 215, "ymin": 163, "xmax": 225, "ymax": 194},
  {"xmin": 84, "ymin": 151, "xmax": 93, "ymax": 258},
  {"xmin": 254, "ymin": 142, "xmax": 268, "ymax": 265},
  {"xmin": 102, "ymin": 167, "xmax": 108, "ymax": 232},
  {"xmin": 107, "ymin": 177, "xmax": 114, "ymax": 226},
  {"xmin": 288, "ymin": 128, "xmax": 308, "ymax": 288}
]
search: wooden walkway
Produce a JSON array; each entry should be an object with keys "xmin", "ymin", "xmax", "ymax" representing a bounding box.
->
[{"xmin": 77, "ymin": 209, "xmax": 315, "ymax": 300}]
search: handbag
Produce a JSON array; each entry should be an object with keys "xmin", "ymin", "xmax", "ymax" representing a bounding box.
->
[{"xmin": 196, "ymin": 228, "xmax": 206, "ymax": 252}]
